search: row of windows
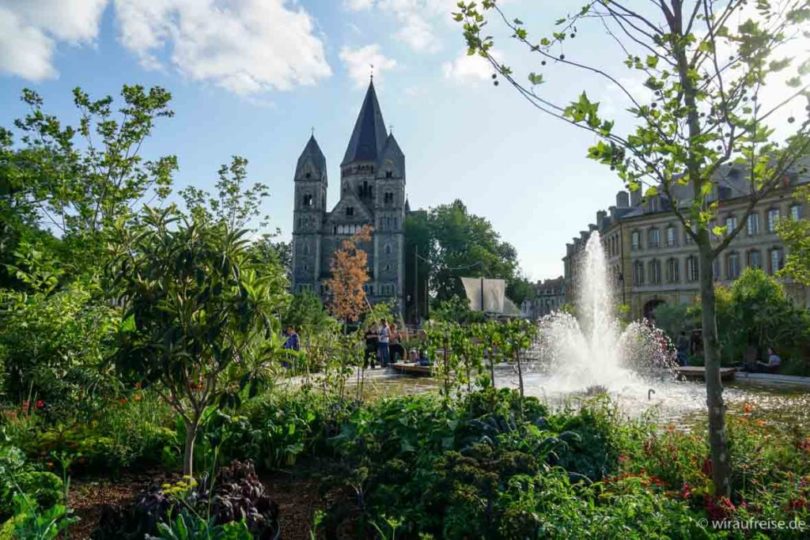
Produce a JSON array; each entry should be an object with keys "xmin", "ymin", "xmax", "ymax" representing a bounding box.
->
[
  {"xmin": 630, "ymin": 248, "xmax": 784, "ymax": 286},
  {"xmin": 627, "ymin": 205, "xmax": 802, "ymax": 252},
  {"xmin": 333, "ymin": 223, "xmax": 363, "ymax": 235}
]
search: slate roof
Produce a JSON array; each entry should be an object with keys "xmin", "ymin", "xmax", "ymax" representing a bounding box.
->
[
  {"xmin": 295, "ymin": 135, "xmax": 326, "ymax": 179},
  {"xmin": 342, "ymin": 81, "xmax": 388, "ymax": 166}
]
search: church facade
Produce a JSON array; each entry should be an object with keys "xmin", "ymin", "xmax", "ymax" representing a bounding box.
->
[{"xmin": 291, "ymin": 81, "xmax": 406, "ymax": 312}]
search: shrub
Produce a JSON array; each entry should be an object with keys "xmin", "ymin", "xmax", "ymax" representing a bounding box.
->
[
  {"xmin": 0, "ymin": 281, "xmax": 120, "ymax": 419},
  {"xmin": 0, "ymin": 445, "xmax": 63, "ymax": 521}
]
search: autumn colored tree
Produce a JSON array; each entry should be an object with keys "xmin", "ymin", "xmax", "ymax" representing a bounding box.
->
[
  {"xmin": 326, "ymin": 225, "xmax": 373, "ymax": 324},
  {"xmin": 457, "ymin": 0, "xmax": 810, "ymax": 497}
]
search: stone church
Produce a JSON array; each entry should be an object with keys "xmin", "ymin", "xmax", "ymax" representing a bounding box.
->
[{"xmin": 291, "ymin": 80, "xmax": 406, "ymax": 312}]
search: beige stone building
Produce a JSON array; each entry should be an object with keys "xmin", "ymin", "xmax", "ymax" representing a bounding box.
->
[
  {"xmin": 521, "ymin": 277, "xmax": 567, "ymax": 319},
  {"xmin": 563, "ymin": 167, "xmax": 809, "ymax": 319}
]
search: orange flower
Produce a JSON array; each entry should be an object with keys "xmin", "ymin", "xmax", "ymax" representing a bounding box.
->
[{"xmin": 743, "ymin": 402, "xmax": 754, "ymax": 414}]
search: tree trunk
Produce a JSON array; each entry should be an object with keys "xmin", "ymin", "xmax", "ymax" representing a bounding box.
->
[
  {"xmin": 488, "ymin": 341, "xmax": 497, "ymax": 389},
  {"xmin": 515, "ymin": 348, "xmax": 524, "ymax": 399},
  {"xmin": 183, "ymin": 420, "xmax": 198, "ymax": 478},
  {"xmin": 698, "ymin": 244, "xmax": 732, "ymax": 498}
]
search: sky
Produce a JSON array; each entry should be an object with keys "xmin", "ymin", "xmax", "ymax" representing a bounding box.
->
[{"xmin": 0, "ymin": 0, "xmax": 806, "ymax": 281}]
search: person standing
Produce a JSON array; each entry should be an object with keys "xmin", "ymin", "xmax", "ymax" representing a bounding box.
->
[
  {"xmin": 378, "ymin": 319, "xmax": 390, "ymax": 367},
  {"xmin": 283, "ymin": 325, "xmax": 300, "ymax": 351},
  {"xmin": 364, "ymin": 324, "xmax": 378, "ymax": 369},
  {"xmin": 281, "ymin": 325, "xmax": 299, "ymax": 369},
  {"xmin": 389, "ymin": 323, "xmax": 405, "ymax": 362}
]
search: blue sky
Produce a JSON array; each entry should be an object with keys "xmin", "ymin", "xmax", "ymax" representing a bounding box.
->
[{"xmin": 1, "ymin": 1, "xmax": 803, "ymax": 280}]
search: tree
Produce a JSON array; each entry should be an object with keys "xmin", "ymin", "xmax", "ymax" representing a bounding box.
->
[
  {"xmin": 110, "ymin": 207, "xmax": 284, "ymax": 476},
  {"xmin": 325, "ymin": 225, "xmax": 373, "ymax": 324},
  {"xmin": 506, "ymin": 275, "xmax": 536, "ymax": 306},
  {"xmin": 283, "ymin": 291, "xmax": 335, "ymax": 336},
  {"xmin": 2, "ymin": 86, "xmax": 177, "ymax": 272},
  {"xmin": 778, "ymin": 185, "xmax": 810, "ymax": 285},
  {"xmin": 725, "ymin": 268, "xmax": 810, "ymax": 358},
  {"xmin": 180, "ymin": 156, "xmax": 269, "ymax": 231},
  {"xmin": 404, "ymin": 211, "xmax": 431, "ymax": 323},
  {"xmin": 428, "ymin": 200, "xmax": 520, "ymax": 302},
  {"xmin": 457, "ymin": 0, "xmax": 810, "ymax": 496}
]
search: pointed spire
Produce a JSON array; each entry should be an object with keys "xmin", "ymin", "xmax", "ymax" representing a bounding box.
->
[
  {"xmin": 342, "ymin": 80, "xmax": 388, "ymax": 167},
  {"xmin": 377, "ymin": 131, "xmax": 405, "ymax": 178},
  {"xmin": 296, "ymin": 134, "xmax": 326, "ymax": 180}
]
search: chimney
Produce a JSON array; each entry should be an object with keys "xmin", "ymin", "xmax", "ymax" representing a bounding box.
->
[
  {"xmin": 616, "ymin": 191, "xmax": 629, "ymax": 208},
  {"xmin": 630, "ymin": 189, "xmax": 642, "ymax": 207},
  {"xmin": 609, "ymin": 205, "xmax": 618, "ymax": 219},
  {"xmin": 596, "ymin": 210, "xmax": 607, "ymax": 229}
]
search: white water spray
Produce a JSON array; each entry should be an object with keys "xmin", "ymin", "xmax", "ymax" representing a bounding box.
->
[{"xmin": 537, "ymin": 231, "xmax": 676, "ymax": 392}]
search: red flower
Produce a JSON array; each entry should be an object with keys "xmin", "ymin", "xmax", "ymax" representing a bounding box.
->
[
  {"xmin": 681, "ymin": 482, "xmax": 692, "ymax": 500},
  {"xmin": 35, "ymin": 400, "xmax": 45, "ymax": 409},
  {"xmin": 789, "ymin": 498, "xmax": 807, "ymax": 510},
  {"xmin": 705, "ymin": 495, "xmax": 736, "ymax": 520}
]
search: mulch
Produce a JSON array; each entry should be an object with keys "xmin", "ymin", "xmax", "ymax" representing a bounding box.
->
[
  {"xmin": 66, "ymin": 469, "xmax": 324, "ymax": 540},
  {"xmin": 67, "ymin": 470, "xmax": 176, "ymax": 539}
]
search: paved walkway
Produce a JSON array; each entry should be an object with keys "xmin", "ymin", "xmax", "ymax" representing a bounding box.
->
[{"xmin": 735, "ymin": 371, "xmax": 810, "ymax": 388}]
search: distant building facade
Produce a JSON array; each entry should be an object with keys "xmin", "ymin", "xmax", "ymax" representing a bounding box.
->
[
  {"xmin": 563, "ymin": 165, "xmax": 810, "ymax": 319},
  {"xmin": 521, "ymin": 277, "xmax": 567, "ymax": 319},
  {"xmin": 291, "ymin": 81, "xmax": 407, "ymax": 312}
]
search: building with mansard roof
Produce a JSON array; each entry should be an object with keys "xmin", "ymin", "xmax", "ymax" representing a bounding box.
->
[
  {"xmin": 562, "ymin": 164, "xmax": 810, "ymax": 319},
  {"xmin": 292, "ymin": 80, "xmax": 407, "ymax": 312}
]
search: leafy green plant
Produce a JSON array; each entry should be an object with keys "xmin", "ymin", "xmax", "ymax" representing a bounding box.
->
[
  {"xmin": 7, "ymin": 494, "xmax": 76, "ymax": 540},
  {"xmin": 110, "ymin": 206, "xmax": 287, "ymax": 476},
  {"xmin": 150, "ymin": 512, "xmax": 253, "ymax": 540},
  {"xmin": 0, "ymin": 278, "xmax": 120, "ymax": 417}
]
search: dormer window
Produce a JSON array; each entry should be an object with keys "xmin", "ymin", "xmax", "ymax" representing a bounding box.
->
[{"xmin": 346, "ymin": 207, "xmax": 354, "ymax": 217}]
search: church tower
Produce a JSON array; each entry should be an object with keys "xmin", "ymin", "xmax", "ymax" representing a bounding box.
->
[
  {"xmin": 291, "ymin": 80, "xmax": 406, "ymax": 313},
  {"xmin": 339, "ymin": 80, "xmax": 406, "ymax": 310},
  {"xmin": 292, "ymin": 135, "xmax": 327, "ymax": 293},
  {"xmin": 373, "ymin": 132, "xmax": 406, "ymax": 308}
]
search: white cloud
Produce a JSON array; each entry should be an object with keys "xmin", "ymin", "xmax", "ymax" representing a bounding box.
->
[
  {"xmin": 442, "ymin": 51, "xmax": 496, "ymax": 84},
  {"xmin": 344, "ymin": 0, "xmax": 374, "ymax": 10},
  {"xmin": 346, "ymin": 0, "xmax": 457, "ymax": 53},
  {"xmin": 340, "ymin": 44, "xmax": 397, "ymax": 88},
  {"xmin": 114, "ymin": 0, "xmax": 332, "ymax": 95},
  {"xmin": 0, "ymin": 0, "xmax": 107, "ymax": 80}
]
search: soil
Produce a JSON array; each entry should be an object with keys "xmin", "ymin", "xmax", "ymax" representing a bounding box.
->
[
  {"xmin": 67, "ymin": 470, "xmax": 176, "ymax": 539},
  {"xmin": 66, "ymin": 469, "xmax": 323, "ymax": 540}
]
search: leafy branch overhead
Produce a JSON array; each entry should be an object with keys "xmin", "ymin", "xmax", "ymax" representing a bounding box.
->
[
  {"xmin": 455, "ymin": 0, "xmax": 810, "ymax": 500},
  {"xmin": 456, "ymin": 0, "xmax": 810, "ymax": 243}
]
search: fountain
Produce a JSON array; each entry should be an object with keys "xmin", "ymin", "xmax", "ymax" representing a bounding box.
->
[{"xmin": 535, "ymin": 231, "xmax": 677, "ymax": 393}]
